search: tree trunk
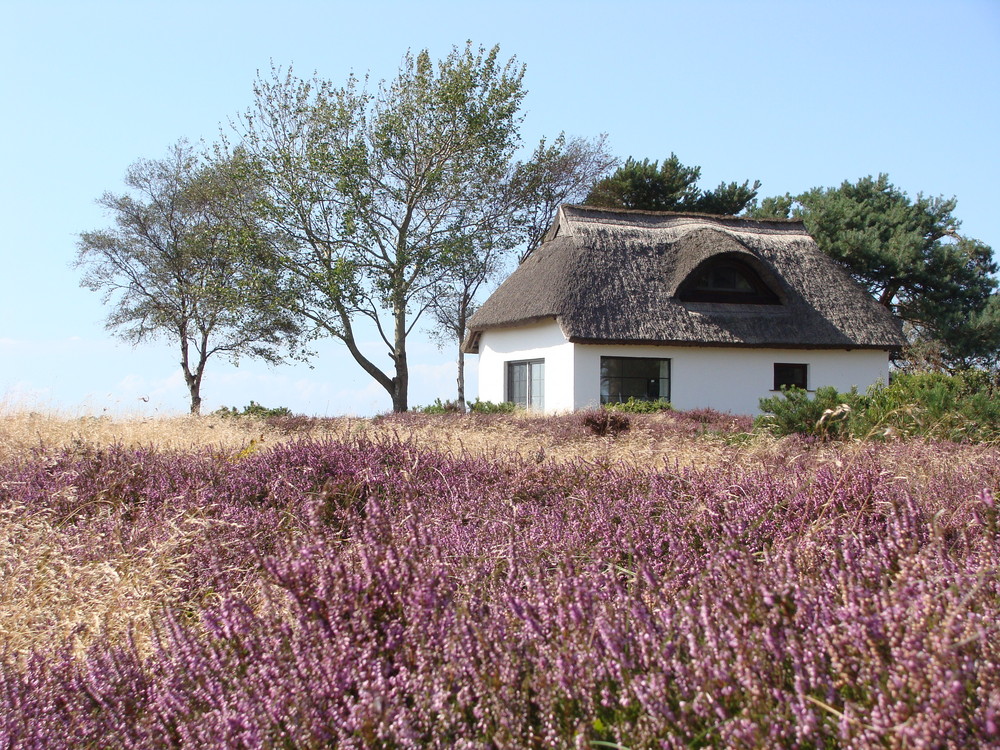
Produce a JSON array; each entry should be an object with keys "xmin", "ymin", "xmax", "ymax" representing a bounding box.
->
[
  {"xmin": 391, "ymin": 297, "xmax": 409, "ymax": 412},
  {"xmin": 455, "ymin": 303, "xmax": 469, "ymax": 411},
  {"xmin": 879, "ymin": 282, "xmax": 901, "ymax": 310},
  {"xmin": 183, "ymin": 363, "xmax": 205, "ymax": 415},
  {"xmin": 188, "ymin": 389, "xmax": 202, "ymax": 415},
  {"xmin": 179, "ymin": 332, "xmax": 206, "ymax": 415},
  {"xmin": 391, "ymin": 374, "xmax": 407, "ymax": 412}
]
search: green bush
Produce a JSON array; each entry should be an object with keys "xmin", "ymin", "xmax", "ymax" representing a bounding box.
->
[
  {"xmin": 757, "ymin": 371, "xmax": 1000, "ymax": 442},
  {"xmin": 468, "ymin": 399, "xmax": 518, "ymax": 414},
  {"xmin": 214, "ymin": 401, "xmax": 293, "ymax": 419},
  {"xmin": 412, "ymin": 398, "xmax": 519, "ymax": 415},
  {"xmin": 860, "ymin": 371, "xmax": 1000, "ymax": 441},
  {"xmin": 603, "ymin": 397, "xmax": 673, "ymax": 413},
  {"xmin": 756, "ymin": 386, "xmax": 866, "ymax": 440},
  {"xmin": 413, "ymin": 398, "xmax": 464, "ymax": 415}
]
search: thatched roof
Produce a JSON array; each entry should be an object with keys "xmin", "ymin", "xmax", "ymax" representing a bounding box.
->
[{"xmin": 463, "ymin": 205, "xmax": 905, "ymax": 353}]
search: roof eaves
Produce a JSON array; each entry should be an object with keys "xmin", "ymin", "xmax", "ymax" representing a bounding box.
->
[
  {"xmin": 567, "ymin": 335, "xmax": 902, "ymax": 351},
  {"xmin": 461, "ymin": 330, "xmax": 482, "ymax": 355},
  {"xmin": 470, "ymin": 314, "xmax": 561, "ymax": 333}
]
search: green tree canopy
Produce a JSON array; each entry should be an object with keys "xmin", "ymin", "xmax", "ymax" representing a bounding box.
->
[
  {"xmin": 750, "ymin": 175, "xmax": 999, "ymax": 369},
  {"xmin": 231, "ymin": 44, "xmax": 534, "ymax": 412},
  {"xmin": 76, "ymin": 142, "xmax": 300, "ymax": 414},
  {"xmin": 584, "ymin": 154, "xmax": 760, "ymax": 214}
]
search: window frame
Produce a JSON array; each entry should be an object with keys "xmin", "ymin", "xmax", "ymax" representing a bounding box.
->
[
  {"xmin": 600, "ymin": 356, "xmax": 671, "ymax": 405},
  {"xmin": 677, "ymin": 256, "xmax": 781, "ymax": 305},
  {"xmin": 506, "ymin": 359, "xmax": 545, "ymax": 410},
  {"xmin": 773, "ymin": 362, "xmax": 808, "ymax": 392}
]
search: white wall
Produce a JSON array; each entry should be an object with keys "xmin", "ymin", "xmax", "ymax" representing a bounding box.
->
[
  {"xmin": 573, "ymin": 344, "xmax": 891, "ymax": 415},
  {"xmin": 478, "ymin": 325, "xmax": 892, "ymax": 415},
  {"xmin": 477, "ymin": 320, "xmax": 575, "ymax": 412}
]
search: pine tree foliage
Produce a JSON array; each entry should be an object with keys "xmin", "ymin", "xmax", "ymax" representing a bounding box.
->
[
  {"xmin": 750, "ymin": 175, "xmax": 999, "ymax": 369},
  {"xmin": 584, "ymin": 154, "xmax": 760, "ymax": 215}
]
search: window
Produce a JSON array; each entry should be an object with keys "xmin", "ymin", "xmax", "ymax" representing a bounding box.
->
[
  {"xmin": 507, "ymin": 360, "xmax": 544, "ymax": 409},
  {"xmin": 601, "ymin": 357, "xmax": 670, "ymax": 404},
  {"xmin": 677, "ymin": 256, "xmax": 780, "ymax": 305},
  {"xmin": 774, "ymin": 363, "xmax": 808, "ymax": 391}
]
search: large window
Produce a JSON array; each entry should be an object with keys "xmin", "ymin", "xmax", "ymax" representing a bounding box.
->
[
  {"xmin": 507, "ymin": 360, "xmax": 544, "ymax": 410},
  {"xmin": 600, "ymin": 357, "xmax": 671, "ymax": 404},
  {"xmin": 774, "ymin": 363, "xmax": 808, "ymax": 391}
]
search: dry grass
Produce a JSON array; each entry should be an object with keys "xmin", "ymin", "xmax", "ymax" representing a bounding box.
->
[
  {"xmin": 2, "ymin": 405, "xmax": 987, "ymax": 489},
  {"xmin": 0, "ymin": 410, "xmax": 288, "ymax": 460},
  {"xmin": 0, "ymin": 408, "xmax": 750, "ymax": 469},
  {"xmin": 0, "ymin": 409, "xmax": 275, "ymax": 657},
  {"xmin": 0, "ymin": 505, "xmax": 198, "ymax": 659}
]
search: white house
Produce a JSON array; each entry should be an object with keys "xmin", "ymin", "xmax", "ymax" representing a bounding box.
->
[{"xmin": 462, "ymin": 205, "xmax": 905, "ymax": 415}]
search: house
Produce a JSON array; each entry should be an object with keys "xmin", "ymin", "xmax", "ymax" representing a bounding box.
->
[{"xmin": 462, "ymin": 205, "xmax": 905, "ymax": 415}]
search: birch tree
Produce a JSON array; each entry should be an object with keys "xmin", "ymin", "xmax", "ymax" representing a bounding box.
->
[
  {"xmin": 76, "ymin": 142, "xmax": 299, "ymax": 414},
  {"xmin": 234, "ymin": 44, "xmax": 528, "ymax": 412}
]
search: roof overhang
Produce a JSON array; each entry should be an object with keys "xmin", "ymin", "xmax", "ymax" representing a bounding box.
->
[
  {"xmin": 462, "ymin": 315, "xmax": 563, "ymax": 354},
  {"xmin": 568, "ymin": 335, "xmax": 901, "ymax": 352},
  {"xmin": 461, "ymin": 330, "xmax": 482, "ymax": 354}
]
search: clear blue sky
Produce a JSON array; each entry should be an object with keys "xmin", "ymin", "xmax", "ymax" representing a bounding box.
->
[{"xmin": 2, "ymin": 0, "xmax": 998, "ymax": 416}]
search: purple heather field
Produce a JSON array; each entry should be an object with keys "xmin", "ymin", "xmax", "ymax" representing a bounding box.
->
[{"xmin": 0, "ymin": 412, "xmax": 998, "ymax": 748}]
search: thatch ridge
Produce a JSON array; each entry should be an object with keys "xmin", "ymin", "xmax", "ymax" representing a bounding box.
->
[{"xmin": 464, "ymin": 205, "xmax": 905, "ymax": 353}]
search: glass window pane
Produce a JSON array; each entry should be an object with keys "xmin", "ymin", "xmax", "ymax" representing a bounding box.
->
[
  {"xmin": 624, "ymin": 359, "xmax": 655, "ymax": 379},
  {"xmin": 600, "ymin": 357, "xmax": 670, "ymax": 404},
  {"xmin": 621, "ymin": 378, "xmax": 646, "ymax": 399},
  {"xmin": 507, "ymin": 360, "xmax": 544, "ymax": 410},
  {"xmin": 507, "ymin": 362, "xmax": 527, "ymax": 406},
  {"xmin": 600, "ymin": 377, "xmax": 614, "ymax": 402},
  {"xmin": 774, "ymin": 363, "xmax": 807, "ymax": 390},
  {"xmin": 530, "ymin": 361, "xmax": 544, "ymax": 410}
]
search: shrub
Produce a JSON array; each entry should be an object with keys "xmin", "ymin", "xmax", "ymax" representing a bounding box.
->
[
  {"xmin": 581, "ymin": 409, "xmax": 631, "ymax": 436},
  {"xmin": 468, "ymin": 398, "xmax": 518, "ymax": 414},
  {"xmin": 602, "ymin": 397, "xmax": 673, "ymax": 413},
  {"xmin": 214, "ymin": 401, "xmax": 293, "ymax": 419},
  {"xmin": 861, "ymin": 370, "xmax": 1000, "ymax": 441},
  {"xmin": 413, "ymin": 398, "xmax": 464, "ymax": 414},
  {"xmin": 756, "ymin": 386, "xmax": 866, "ymax": 439},
  {"xmin": 757, "ymin": 371, "xmax": 1000, "ymax": 442}
]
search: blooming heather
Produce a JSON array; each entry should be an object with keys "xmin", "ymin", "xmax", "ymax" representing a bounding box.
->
[{"xmin": 0, "ymin": 432, "xmax": 997, "ymax": 747}]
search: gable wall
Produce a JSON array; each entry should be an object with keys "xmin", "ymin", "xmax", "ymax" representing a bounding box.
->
[
  {"xmin": 477, "ymin": 320, "xmax": 575, "ymax": 412},
  {"xmin": 573, "ymin": 344, "xmax": 891, "ymax": 415}
]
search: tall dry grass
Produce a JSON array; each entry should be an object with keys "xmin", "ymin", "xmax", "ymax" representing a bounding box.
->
[{"xmin": 0, "ymin": 408, "xmax": 764, "ymax": 469}]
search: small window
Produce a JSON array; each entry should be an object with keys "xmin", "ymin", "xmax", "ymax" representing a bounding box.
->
[
  {"xmin": 774, "ymin": 363, "xmax": 808, "ymax": 391},
  {"xmin": 678, "ymin": 256, "xmax": 780, "ymax": 305},
  {"xmin": 507, "ymin": 360, "xmax": 544, "ymax": 410},
  {"xmin": 601, "ymin": 357, "xmax": 671, "ymax": 404}
]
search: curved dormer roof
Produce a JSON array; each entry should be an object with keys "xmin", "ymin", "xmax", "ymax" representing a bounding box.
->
[{"xmin": 463, "ymin": 205, "xmax": 905, "ymax": 353}]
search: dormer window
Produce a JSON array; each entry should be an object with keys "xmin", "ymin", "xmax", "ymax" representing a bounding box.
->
[{"xmin": 677, "ymin": 255, "xmax": 780, "ymax": 305}]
